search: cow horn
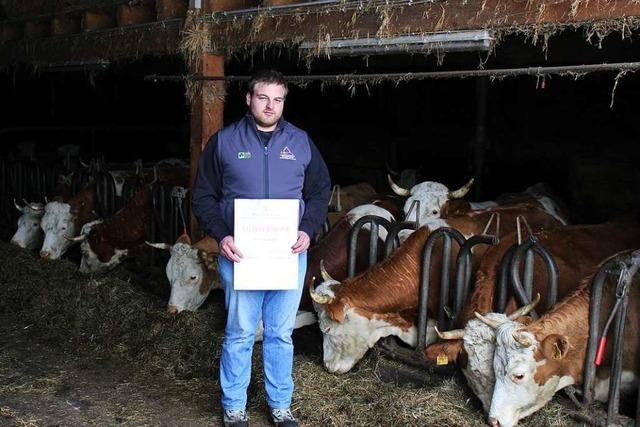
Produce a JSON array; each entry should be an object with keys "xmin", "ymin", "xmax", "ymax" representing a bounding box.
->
[
  {"xmin": 435, "ymin": 326, "xmax": 465, "ymax": 340},
  {"xmin": 308, "ymin": 276, "xmax": 334, "ymax": 305},
  {"xmin": 508, "ymin": 293, "xmax": 541, "ymax": 320},
  {"xmin": 13, "ymin": 199, "xmax": 25, "ymax": 213},
  {"xmin": 319, "ymin": 260, "xmax": 336, "ymax": 282},
  {"xmin": 28, "ymin": 203, "xmax": 44, "ymax": 211},
  {"xmin": 512, "ymin": 330, "xmax": 533, "ymax": 348},
  {"xmin": 64, "ymin": 234, "xmax": 87, "ymax": 242},
  {"xmin": 145, "ymin": 241, "xmax": 171, "ymax": 251},
  {"xmin": 448, "ymin": 178, "xmax": 475, "ymax": 199},
  {"xmin": 387, "ymin": 174, "xmax": 410, "ymax": 196},
  {"xmin": 474, "ymin": 312, "xmax": 504, "ymax": 329}
]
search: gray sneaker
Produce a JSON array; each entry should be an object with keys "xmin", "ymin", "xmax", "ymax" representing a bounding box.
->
[
  {"xmin": 269, "ymin": 407, "xmax": 297, "ymax": 427},
  {"xmin": 223, "ymin": 409, "xmax": 248, "ymax": 427}
]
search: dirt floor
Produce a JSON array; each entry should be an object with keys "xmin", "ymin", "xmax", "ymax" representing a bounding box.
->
[{"xmin": 0, "ymin": 241, "xmax": 605, "ymax": 427}]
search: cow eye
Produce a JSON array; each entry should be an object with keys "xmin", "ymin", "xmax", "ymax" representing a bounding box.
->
[
  {"xmin": 189, "ymin": 275, "xmax": 197, "ymax": 281},
  {"xmin": 61, "ymin": 226, "xmax": 67, "ymax": 231},
  {"xmin": 512, "ymin": 374, "xmax": 525, "ymax": 382},
  {"xmin": 431, "ymin": 210, "xmax": 438, "ymax": 215}
]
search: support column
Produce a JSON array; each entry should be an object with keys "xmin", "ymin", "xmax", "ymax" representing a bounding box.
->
[
  {"xmin": 473, "ymin": 77, "xmax": 488, "ymax": 201},
  {"xmin": 189, "ymin": 53, "xmax": 225, "ymax": 240}
]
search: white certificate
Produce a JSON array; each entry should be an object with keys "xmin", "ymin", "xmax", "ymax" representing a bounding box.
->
[{"xmin": 233, "ymin": 199, "xmax": 299, "ymax": 290}]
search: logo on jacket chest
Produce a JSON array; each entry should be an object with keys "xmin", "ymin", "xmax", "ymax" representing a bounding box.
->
[
  {"xmin": 237, "ymin": 151, "xmax": 252, "ymax": 159},
  {"xmin": 279, "ymin": 146, "xmax": 296, "ymax": 161}
]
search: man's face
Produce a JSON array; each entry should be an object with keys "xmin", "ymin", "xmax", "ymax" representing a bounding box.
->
[{"xmin": 246, "ymin": 82, "xmax": 286, "ymax": 130}]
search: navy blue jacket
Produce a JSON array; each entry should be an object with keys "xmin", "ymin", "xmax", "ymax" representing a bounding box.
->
[{"xmin": 192, "ymin": 114, "xmax": 331, "ymax": 242}]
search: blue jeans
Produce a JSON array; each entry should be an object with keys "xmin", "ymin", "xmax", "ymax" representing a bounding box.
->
[{"xmin": 217, "ymin": 253, "xmax": 307, "ymax": 410}]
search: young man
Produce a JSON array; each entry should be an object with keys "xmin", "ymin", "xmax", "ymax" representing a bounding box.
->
[{"xmin": 191, "ymin": 69, "xmax": 330, "ymax": 427}]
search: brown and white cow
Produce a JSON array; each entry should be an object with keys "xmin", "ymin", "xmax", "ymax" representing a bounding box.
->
[
  {"xmin": 480, "ymin": 249, "xmax": 640, "ymax": 427},
  {"xmin": 146, "ymin": 234, "xmax": 221, "ymax": 314},
  {"xmin": 431, "ymin": 222, "xmax": 640, "ymax": 412},
  {"xmin": 303, "ymin": 198, "xmax": 403, "ymax": 311},
  {"xmin": 10, "ymin": 200, "xmax": 45, "ymax": 250},
  {"xmin": 146, "ymin": 235, "xmax": 317, "ymax": 341},
  {"xmin": 309, "ymin": 202, "xmax": 563, "ymax": 374},
  {"xmin": 72, "ymin": 186, "xmax": 152, "ymax": 273},
  {"xmin": 40, "ymin": 184, "xmax": 98, "ymax": 260}
]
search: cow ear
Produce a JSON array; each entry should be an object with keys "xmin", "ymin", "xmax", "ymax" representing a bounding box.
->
[
  {"xmin": 541, "ymin": 334, "xmax": 569, "ymax": 360},
  {"xmin": 176, "ymin": 234, "xmax": 192, "ymax": 245}
]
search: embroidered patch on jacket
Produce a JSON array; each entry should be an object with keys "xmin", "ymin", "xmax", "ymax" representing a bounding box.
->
[
  {"xmin": 279, "ymin": 146, "xmax": 296, "ymax": 160},
  {"xmin": 237, "ymin": 151, "xmax": 251, "ymax": 159}
]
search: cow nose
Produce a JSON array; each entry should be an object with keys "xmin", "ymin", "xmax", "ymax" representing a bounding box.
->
[
  {"xmin": 40, "ymin": 251, "xmax": 51, "ymax": 259},
  {"xmin": 167, "ymin": 305, "xmax": 178, "ymax": 315},
  {"xmin": 488, "ymin": 417, "xmax": 500, "ymax": 427}
]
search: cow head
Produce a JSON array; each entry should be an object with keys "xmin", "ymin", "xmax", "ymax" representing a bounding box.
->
[
  {"xmin": 472, "ymin": 300, "xmax": 572, "ymax": 427},
  {"xmin": 10, "ymin": 200, "xmax": 45, "ymax": 250},
  {"xmin": 309, "ymin": 262, "xmax": 421, "ymax": 374},
  {"xmin": 388, "ymin": 175, "xmax": 474, "ymax": 226},
  {"xmin": 146, "ymin": 235, "xmax": 220, "ymax": 314},
  {"xmin": 40, "ymin": 201, "xmax": 80, "ymax": 259},
  {"xmin": 435, "ymin": 295, "xmax": 541, "ymax": 414},
  {"xmin": 75, "ymin": 220, "xmax": 132, "ymax": 274}
]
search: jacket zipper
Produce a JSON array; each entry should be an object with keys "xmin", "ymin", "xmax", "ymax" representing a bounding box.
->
[{"xmin": 264, "ymin": 144, "xmax": 269, "ymax": 198}]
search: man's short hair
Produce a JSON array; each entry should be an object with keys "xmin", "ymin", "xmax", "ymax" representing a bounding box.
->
[{"xmin": 247, "ymin": 69, "xmax": 288, "ymax": 96}]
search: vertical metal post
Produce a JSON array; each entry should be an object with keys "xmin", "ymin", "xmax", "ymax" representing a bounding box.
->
[
  {"xmin": 606, "ymin": 294, "xmax": 628, "ymax": 424},
  {"xmin": 438, "ymin": 234, "xmax": 452, "ymax": 329}
]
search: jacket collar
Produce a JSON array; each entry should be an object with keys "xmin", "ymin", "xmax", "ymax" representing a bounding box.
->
[{"xmin": 244, "ymin": 112, "xmax": 288, "ymax": 134}]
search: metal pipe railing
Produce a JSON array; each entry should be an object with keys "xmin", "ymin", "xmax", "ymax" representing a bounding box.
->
[{"xmin": 346, "ymin": 215, "xmax": 392, "ymax": 278}]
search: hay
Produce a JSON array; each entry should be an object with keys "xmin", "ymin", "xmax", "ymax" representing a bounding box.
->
[{"xmin": 0, "ymin": 241, "xmax": 582, "ymax": 425}]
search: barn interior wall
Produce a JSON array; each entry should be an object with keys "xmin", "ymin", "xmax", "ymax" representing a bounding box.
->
[{"xmin": 1, "ymin": 30, "xmax": 639, "ymax": 225}]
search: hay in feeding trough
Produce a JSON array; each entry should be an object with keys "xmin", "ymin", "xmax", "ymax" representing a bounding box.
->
[{"xmin": 0, "ymin": 241, "xmax": 579, "ymax": 425}]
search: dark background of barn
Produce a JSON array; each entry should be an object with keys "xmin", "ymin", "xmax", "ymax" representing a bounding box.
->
[{"xmin": 1, "ymin": 29, "xmax": 639, "ymax": 228}]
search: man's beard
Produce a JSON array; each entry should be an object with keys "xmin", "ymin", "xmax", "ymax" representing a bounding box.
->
[{"xmin": 254, "ymin": 112, "xmax": 280, "ymax": 128}]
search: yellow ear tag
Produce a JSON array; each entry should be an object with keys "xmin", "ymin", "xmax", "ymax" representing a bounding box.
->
[{"xmin": 437, "ymin": 352, "xmax": 449, "ymax": 365}]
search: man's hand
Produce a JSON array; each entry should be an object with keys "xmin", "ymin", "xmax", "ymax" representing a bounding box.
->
[
  {"xmin": 220, "ymin": 235, "xmax": 243, "ymax": 262},
  {"xmin": 291, "ymin": 231, "xmax": 310, "ymax": 254}
]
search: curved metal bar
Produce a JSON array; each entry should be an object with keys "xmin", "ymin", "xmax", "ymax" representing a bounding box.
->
[
  {"xmin": 384, "ymin": 221, "xmax": 419, "ymax": 257},
  {"xmin": 94, "ymin": 171, "xmax": 116, "ymax": 219},
  {"xmin": 496, "ymin": 243, "xmax": 519, "ymax": 312},
  {"xmin": 347, "ymin": 215, "xmax": 392, "ymax": 278},
  {"xmin": 416, "ymin": 227, "xmax": 466, "ymax": 352},
  {"xmin": 151, "ymin": 181, "xmax": 172, "ymax": 242},
  {"xmin": 453, "ymin": 234, "xmax": 499, "ymax": 320},
  {"xmin": 583, "ymin": 260, "xmax": 615, "ymax": 405},
  {"xmin": 509, "ymin": 239, "xmax": 558, "ymax": 319}
]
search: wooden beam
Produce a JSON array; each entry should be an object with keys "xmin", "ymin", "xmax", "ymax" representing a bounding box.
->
[
  {"xmin": 206, "ymin": 0, "xmax": 640, "ymax": 49},
  {"xmin": 189, "ymin": 53, "xmax": 225, "ymax": 242}
]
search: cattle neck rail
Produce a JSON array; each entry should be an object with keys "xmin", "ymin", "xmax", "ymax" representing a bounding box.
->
[
  {"xmin": 496, "ymin": 216, "xmax": 559, "ymax": 317},
  {"xmin": 383, "ymin": 220, "xmax": 419, "ymax": 256},
  {"xmin": 346, "ymin": 215, "xmax": 393, "ymax": 278},
  {"xmin": 150, "ymin": 178, "xmax": 189, "ymax": 265},
  {"xmin": 119, "ymin": 159, "xmax": 145, "ymax": 208},
  {"xmin": 582, "ymin": 250, "xmax": 640, "ymax": 425},
  {"xmin": 94, "ymin": 163, "xmax": 117, "ymax": 219},
  {"xmin": 378, "ymin": 220, "xmax": 500, "ymax": 371}
]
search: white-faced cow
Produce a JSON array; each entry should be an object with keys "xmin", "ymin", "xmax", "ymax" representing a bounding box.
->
[
  {"xmin": 146, "ymin": 235, "xmax": 317, "ymax": 341},
  {"xmin": 388, "ymin": 175, "xmax": 476, "ymax": 226},
  {"xmin": 146, "ymin": 234, "xmax": 221, "ymax": 314},
  {"xmin": 40, "ymin": 184, "xmax": 98, "ymax": 260},
  {"xmin": 480, "ymin": 250, "xmax": 640, "ymax": 427},
  {"xmin": 430, "ymin": 222, "xmax": 640, "ymax": 413},
  {"xmin": 309, "ymin": 202, "xmax": 563, "ymax": 374},
  {"xmin": 10, "ymin": 200, "xmax": 45, "ymax": 250}
]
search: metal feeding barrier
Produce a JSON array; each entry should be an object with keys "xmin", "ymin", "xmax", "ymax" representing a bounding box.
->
[
  {"xmin": 120, "ymin": 159, "xmax": 145, "ymax": 207},
  {"xmin": 93, "ymin": 158, "xmax": 117, "ymax": 219},
  {"xmin": 346, "ymin": 215, "xmax": 393, "ymax": 278},
  {"xmin": 495, "ymin": 215, "xmax": 558, "ymax": 317},
  {"xmin": 149, "ymin": 168, "xmax": 189, "ymax": 265},
  {"xmin": 378, "ymin": 213, "xmax": 500, "ymax": 370},
  {"xmin": 582, "ymin": 250, "xmax": 640, "ymax": 426}
]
